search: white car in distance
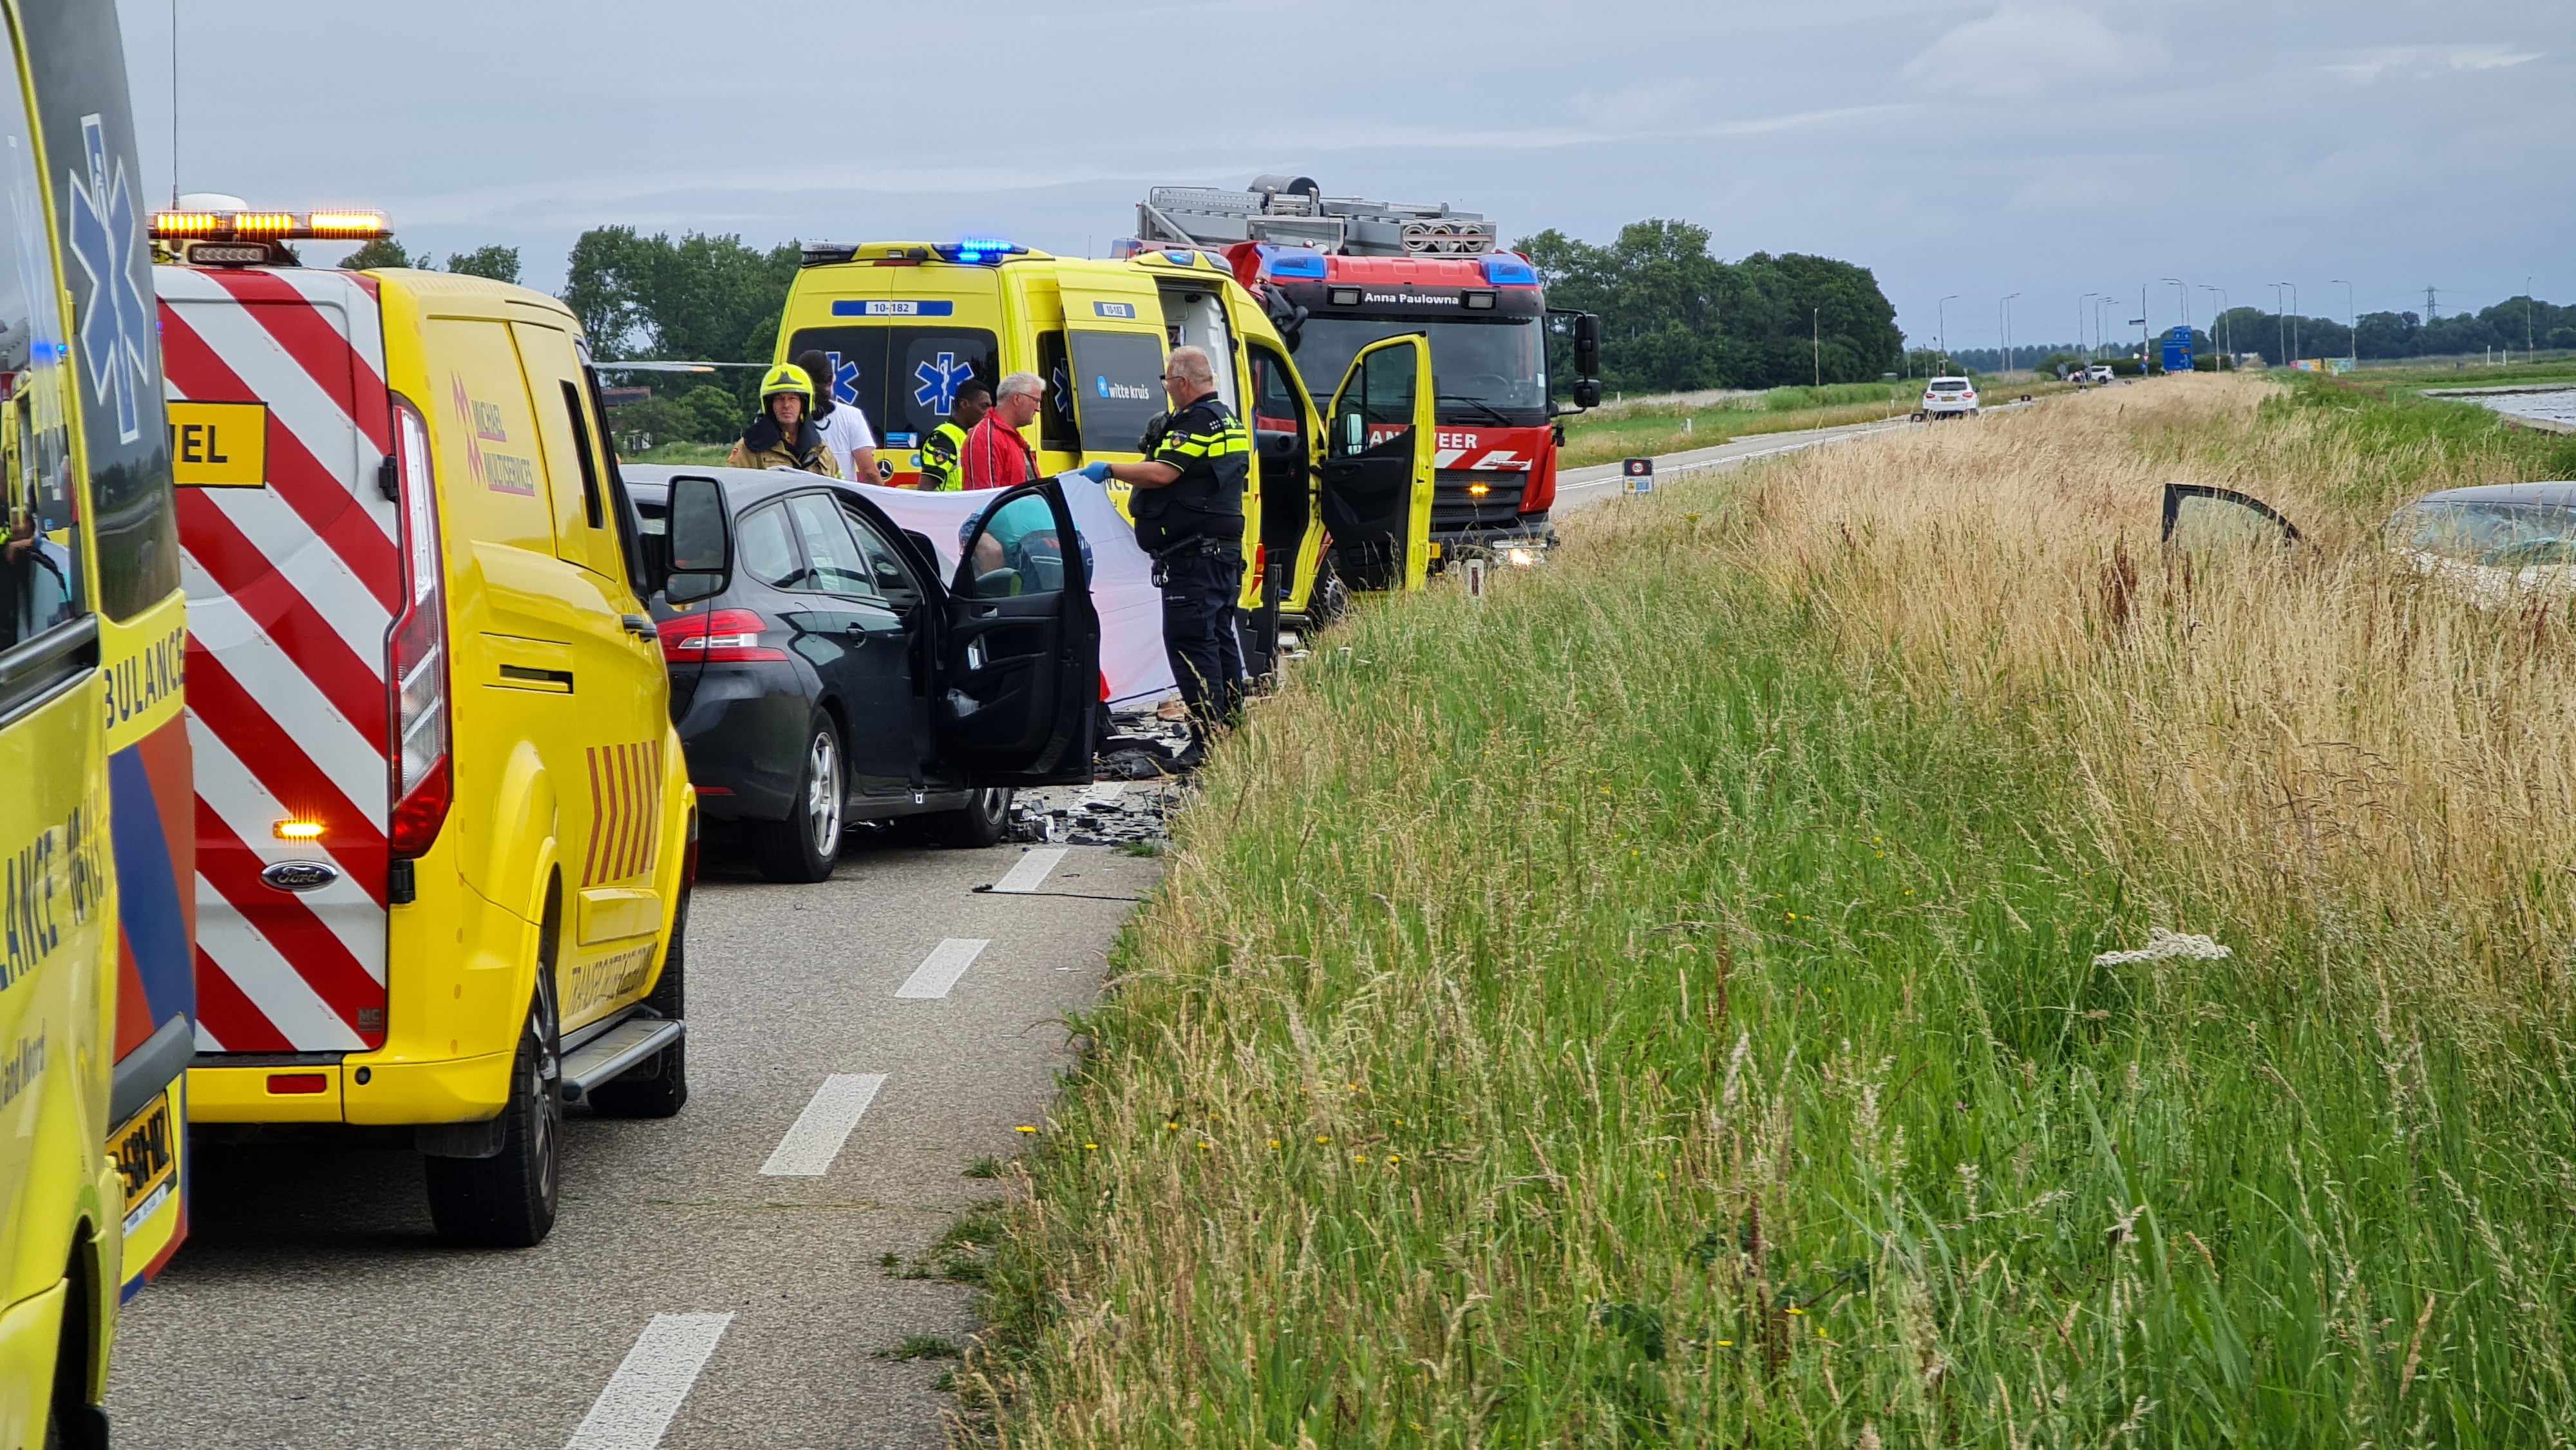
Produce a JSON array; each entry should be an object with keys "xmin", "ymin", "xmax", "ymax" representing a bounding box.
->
[{"xmin": 1921, "ymin": 376, "xmax": 1980, "ymax": 418}]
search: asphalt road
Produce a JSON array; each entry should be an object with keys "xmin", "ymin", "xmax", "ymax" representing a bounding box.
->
[
  {"xmin": 107, "ymin": 833, "xmax": 1159, "ymax": 1449},
  {"xmin": 1553, "ymin": 415, "xmax": 1917, "ymax": 519}
]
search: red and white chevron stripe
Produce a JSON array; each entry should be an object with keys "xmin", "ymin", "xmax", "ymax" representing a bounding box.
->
[{"xmin": 162, "ymin": 267, "xmax": 396, "ymax": 1054}]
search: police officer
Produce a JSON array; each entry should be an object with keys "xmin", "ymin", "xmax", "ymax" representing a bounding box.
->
[
  {"xmin": 916, "ymin": 378, "xmax": 990, "ymax": 491},
  {"xmin": 1083, "ymin": 346, "xmax": 1246, "ymax": 758}
]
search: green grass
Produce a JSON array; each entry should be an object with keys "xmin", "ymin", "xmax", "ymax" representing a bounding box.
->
[
  {"xmin": 618, "ymin": 439, "xmax": 731, "ymax": 466},
  {"xmin": 879, "ymin": 1335, "xmax": 966, "ymax": 1362},
  {"xmin": 961, "ymin": 386, "xmax": 2576, "ymax": 1446},
  {"xmin": 2353, "ymin": 357, "xmax": 2576, "ymax": 392}
]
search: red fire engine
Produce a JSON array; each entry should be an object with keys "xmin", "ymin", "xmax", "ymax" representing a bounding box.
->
[{"xmin": 1124, "ymin": 176, "xmax": 1601, "ymax": 561}]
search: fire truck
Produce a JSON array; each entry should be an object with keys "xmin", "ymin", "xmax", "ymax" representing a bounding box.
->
[{"xmin": 1126, "ymin": 176, "xmax": 1601, "ymax": 562}]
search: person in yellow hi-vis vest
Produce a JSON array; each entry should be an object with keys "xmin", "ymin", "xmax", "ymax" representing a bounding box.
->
[{"xmin": 915, "ymin": 377, "xmax": 989, "ymax": 491}]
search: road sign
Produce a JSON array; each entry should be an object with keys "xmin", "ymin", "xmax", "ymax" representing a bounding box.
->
[
  {"xmin": 2161, "ymin": 326, "xmax": 2195, "ymax": 373},
  {"xmin": 1622, "ymin": 457, "xmax": 1653, "ymax": 494}
]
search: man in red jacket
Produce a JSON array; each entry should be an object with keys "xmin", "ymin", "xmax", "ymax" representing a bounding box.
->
[{"xmin": 962, "ymin": 371, "xmax": 1044, "ymax": 489}]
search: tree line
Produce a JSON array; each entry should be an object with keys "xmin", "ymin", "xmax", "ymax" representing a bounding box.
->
[
  {"xmin": 1517, "ymin": 220, "xmax": 1905, "ymax": 391},
  {"xmin": 2202, "ymin": 298, "xmax": 2573, "ymax": 364},
  {"xmin": 346, "ymin": 220, "xmax": 1915, "ymax": 433}
]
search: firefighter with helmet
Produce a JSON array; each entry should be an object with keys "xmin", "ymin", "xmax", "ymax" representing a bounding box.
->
[
  {"xmin": 1082, "ymin": 345, "xmax": 1247, "ymax": 760},
  {"xmin": 728, "ymin": 362, "xmax": 842, "ymax": 476}
]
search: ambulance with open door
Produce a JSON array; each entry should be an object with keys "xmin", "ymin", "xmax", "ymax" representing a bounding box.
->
[
  {"xmin": 155, "ymin": 209, "xmax": 694, "ymax": 1247},
  {"xmin": 774, "ymin": 241, "xmax": 1443, "ymax": 667}
]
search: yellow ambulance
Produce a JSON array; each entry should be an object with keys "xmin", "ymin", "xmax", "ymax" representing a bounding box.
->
[
  {"xmin": 2, "ymin": 0, "xmax": 194, "ymax": 1439},
  {"xmin": 155, "ymin": 213, "xmax": 696, "ymax": 1247},
  {"xmin": 774, "ymin": 240, "xmax": 1443, "ymax": 659}
]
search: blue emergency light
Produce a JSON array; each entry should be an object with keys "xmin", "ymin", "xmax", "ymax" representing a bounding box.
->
[
  {"xmin": 1481, "ymin": 254, "xmax": 1539, "ymax": 286},
  {"xmin": 1259, "ymin": 245, "xmax": 1328, "ymax": 279},
  {"xmin": 938, "ymin": 238, "xmax": 1027, "ymax": 265}
]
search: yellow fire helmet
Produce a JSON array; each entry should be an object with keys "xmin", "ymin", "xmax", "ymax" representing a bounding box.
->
[{"xmin": 760, "ymin": 361, "xmax": 815, "ymax": 405}]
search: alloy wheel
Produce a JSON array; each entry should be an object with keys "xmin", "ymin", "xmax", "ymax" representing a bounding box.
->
[{"xmin": 806, "ymin": 732, "xmax": 843, "ymax": 856}]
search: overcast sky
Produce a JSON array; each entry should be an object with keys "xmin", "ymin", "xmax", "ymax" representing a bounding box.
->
[{"xmin": 115, "ymin": 0, "xmax": 2572, "ymax": 355}]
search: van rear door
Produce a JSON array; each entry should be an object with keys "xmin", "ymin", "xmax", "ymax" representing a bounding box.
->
[
  {"xmin": 1056, "ymin": 268, "xmax": 1168, "ymax": 460},
  {"xmin": 1320, "ymin": 334, "xmax": 1437, "ymax": 591},
  {"xmin": 160, "ymin": 266, "xmax": 395, "ymax": 1051}
]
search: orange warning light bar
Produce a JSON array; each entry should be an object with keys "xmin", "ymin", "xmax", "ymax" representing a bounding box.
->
[{"xmin": 149, "ymin": 209, "xmax": 390, "ymax": 242}]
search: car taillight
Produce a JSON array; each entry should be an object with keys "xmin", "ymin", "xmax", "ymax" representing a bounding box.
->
[
  {"xmin": 386, "ymin": 398, "xmax": 450, "ymax": 861},
  {"xmin": 657, "ymin": 608, "xmax": 786, "ymax": 663}
]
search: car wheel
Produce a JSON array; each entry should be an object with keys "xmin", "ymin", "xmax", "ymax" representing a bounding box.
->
[
  {"xmin": 1307, "ymin": 556, "xmax": 1352, "ymax": 628},
  {"xmin": 587, "ymin": 889, "xmax": 690, "ymax": 1120},
  {"xmin": 757, "ymin": 714, "xmax": 844, "ymax": 883},
  {"xmin": 424, "ymin": 977, "xmax": 562, "ymax": 1247},
  {"xmin": 927, "ymin": 787, "xmax": 1013, "ymax": 848}
]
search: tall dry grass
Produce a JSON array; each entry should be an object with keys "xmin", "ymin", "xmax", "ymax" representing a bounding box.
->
[
  {"xmin": 961, "ymin": 374, "xmax": 2576, "ymax": 1447},
  {"xmin": 1671, "ymin": 375, "xmax": 2576, "ymax": 1039}
]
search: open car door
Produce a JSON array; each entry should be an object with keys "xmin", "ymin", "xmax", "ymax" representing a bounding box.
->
[
  {"xmin": 1320, "ymin": 334, "xmax": 1435, "ymax": 592},
  {"xmin": 2161, "ymin": 483, "xmax": 2302, "ymax": 551},
  {"xmin": 939, "ymin": 478, "xmax": 1102, "ymax": 785}
]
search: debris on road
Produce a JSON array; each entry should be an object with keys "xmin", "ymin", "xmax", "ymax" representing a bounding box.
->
[{"xmin": 1010, "ymin": 706, "xmax": 1195, "ymax": 845}]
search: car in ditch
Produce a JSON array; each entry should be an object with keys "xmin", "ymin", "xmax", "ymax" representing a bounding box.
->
[
  {"xmin": 627, "ymin": 467, "xmax": 1102, "ymax": 881},
  {"xmin": 2383, "ymin": 482, "xmax": 2576, "ymax": 607}
]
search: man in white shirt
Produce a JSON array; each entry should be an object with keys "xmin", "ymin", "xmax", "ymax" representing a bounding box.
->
[{"xmin": 796, "ymin": 348, "xmax": 879, "ymax": 484}]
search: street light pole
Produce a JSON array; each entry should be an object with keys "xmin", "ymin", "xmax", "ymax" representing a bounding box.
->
[
  {"xmin": 2079, "ymin": 293, "xmax": 2098, "ymax": 362},
  {"xmin": 2139, "ymin": 285, "xmax": 2150, "ymax": 372},
  {"xmin": 2332, "ymin": 279, "xmax": 2356, "ymax": 366},
  {"xmin": 2278, "ymin": 282, "xmax": 2299, "ymax": 364},
  {"xmin": 2528, "ymin": 276, "xmax": 2537, "ymax": 360},
  {"xmin": 2097, "ymin": 295, "xmax": 2115, "ymax": 361},
  {"xmin": 2000, "ymin": 293, "xmax": 2019, "ymax": 374},
  {"xmin": 2199, "ymin": 285, "xmax": 2227, "ymax": 366},
  {"xmin": 1938, "ymin": 294, "xmax": 1958, "ymax": 371},
  {"xmin": 2163, "ymin": 278, "xmax": 2188, "ymax": 367},
  {"xmin": 2269, "ymin": 283, "xmax": 2286, "ymax": 368}
]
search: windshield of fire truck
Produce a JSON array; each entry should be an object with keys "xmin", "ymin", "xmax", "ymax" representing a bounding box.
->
[{"xmin": 1298, "ymin": 316, "xmax": 1546, "ymax": 415}]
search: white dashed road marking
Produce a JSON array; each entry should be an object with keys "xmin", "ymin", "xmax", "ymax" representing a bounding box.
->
[
  {"xmin": 564, "ymin": 1313, "xmax": 734, "ymax": 1450},
  {"xmin": 991, "ymin": 847, "xmax": 1066, "ymax": 894},
  {"xmin": 895, "ymin": 938, "xmax": 990, "ymax": 999},
  {"xmin": 759, "ymin": 1073, "xmax": 888, "ymax": 1177}
]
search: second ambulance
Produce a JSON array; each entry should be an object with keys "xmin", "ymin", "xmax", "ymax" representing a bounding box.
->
[{"xmin": 156, "ymin": 210, "xmax": 696, "ymax": 1247}]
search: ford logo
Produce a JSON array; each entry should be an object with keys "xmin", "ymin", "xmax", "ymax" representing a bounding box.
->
[{"xmin": 260, "ymin": 860, "xmax": 339, "ymax": 893}]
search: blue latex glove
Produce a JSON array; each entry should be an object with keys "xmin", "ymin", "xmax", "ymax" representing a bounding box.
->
[{"xmin": 1079, "ymin": 461, "xmax": 1113, "ymax": 484}]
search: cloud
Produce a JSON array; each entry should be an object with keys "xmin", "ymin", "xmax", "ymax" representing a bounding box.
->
[
  {"xmin": 2322, "ymin": 43, "xmax": 2543, "ymax": 81},
  {"xmin": 1571, "ymin": 79, "xmax": 1700, "ymax": 133},
  {"xmin": 1900, "ymin": 2, "xmax": 2168, "ymax": 101}
]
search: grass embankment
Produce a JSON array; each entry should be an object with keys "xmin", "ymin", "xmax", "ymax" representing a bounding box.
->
[
  {"xmin": 1557, "ymin": 380, "xmax": 2076, "ymax": 471},
  {"xmin": 2362, "ymin": 359, "xmax": 2576, "ymax": 392},
  {"xmin": 619, "ymin": 440, "xmax": 731, "ymax": 466},
  {"xmin": 967, "ymin": 374, "xmax": 2576, "ymax": 1445}
]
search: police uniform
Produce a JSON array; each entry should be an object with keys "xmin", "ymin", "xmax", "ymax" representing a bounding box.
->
[
  {"xmin": 918, "ymin": 419, "xmax": 969, "ymax": 491},
  {"xmin": 1132, "ymin": 391, "xmax": 1249, "ymax": 727}
]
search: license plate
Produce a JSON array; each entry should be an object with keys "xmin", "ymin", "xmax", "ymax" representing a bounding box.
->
[{"xmin": 110, "ymin": 1093, "xmax": 177, "ymax": 1230}]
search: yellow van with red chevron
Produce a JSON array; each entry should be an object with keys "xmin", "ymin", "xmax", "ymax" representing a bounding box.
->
[{"xmin": 155, "ymin": 211, "xmax": 695, "ymax": 1247}]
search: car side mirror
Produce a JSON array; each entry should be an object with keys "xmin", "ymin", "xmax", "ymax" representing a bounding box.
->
[
  {"xmin": 1573, "ymin": 378, "xmax": 1602, "ymax": 410},
  {"xmin": 902, "ymin": 529, "xmax": 942, "ymax": 576},
  {"xmin": 1573, "ymin": 312, "xmax": 1602, "ymax": 381},
  {"xmin": 664, "ymin": 475, "xmax": 732, "ymax": 605},
  {"xmin": 1265, "ymin": 290, "xmax": 1309, "ymax": 353}
]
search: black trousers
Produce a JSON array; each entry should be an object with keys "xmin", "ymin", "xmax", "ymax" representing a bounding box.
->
[{"xmin": 1159, "ymin": 544, "xmax": 1244, "ymax": 724}]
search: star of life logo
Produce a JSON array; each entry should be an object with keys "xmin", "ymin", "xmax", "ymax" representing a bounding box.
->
[
  {"xmin": 913, "ymin": 352, "xmax": 974, "ymax": 417},
  {"xmin": 824, "ymin": 352, "xmax": 862, "ymax": 406},
  {"xmin": 65, "ymin": 115, "xmax": 151, "ymax": 445}
]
